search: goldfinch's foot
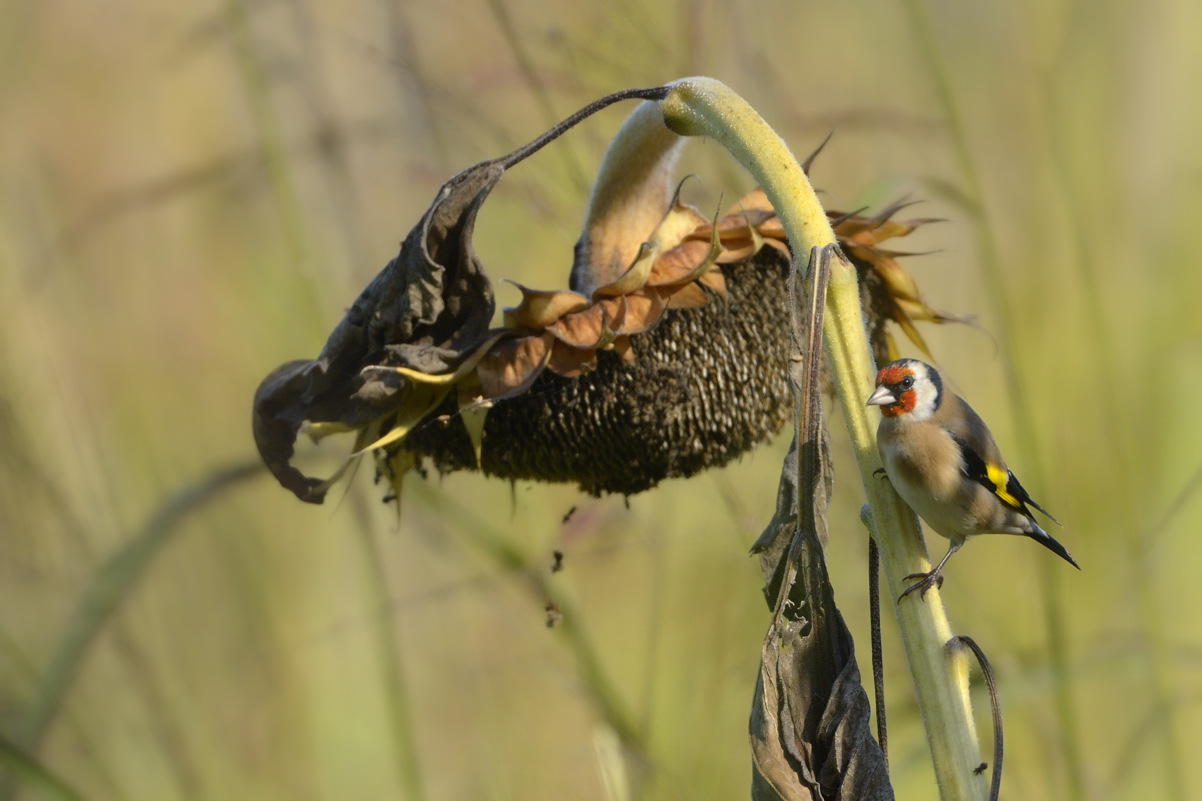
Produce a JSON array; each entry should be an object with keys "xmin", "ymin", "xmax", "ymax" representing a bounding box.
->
[{"xmin": 899, "ymin": 570, "xmax": 944, "ymax": 601}]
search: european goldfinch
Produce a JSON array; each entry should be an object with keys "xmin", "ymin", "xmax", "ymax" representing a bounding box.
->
[{"xmin": 866, "ymin": 358, "xmax": 1078, "ymax": 600}]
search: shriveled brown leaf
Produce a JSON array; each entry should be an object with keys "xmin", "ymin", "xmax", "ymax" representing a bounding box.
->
[
  {"xmin": 749, "ymin": 246, "xmax": 892, "ymax": 801},
  {"xmin": 833, "ymin": 199, "xmax": 938, "ymax": 246},
  {"xmin": 614, "ymin": 291, "xmax": 669, "ymax": 336},
  {"xmin": 664, "ymin": 282, "xmax": 711, "ymax": 310},
  {"xmin": 252, "ymin": 159, "xmax": 505, "ymax": 502},
  {"xmin": 645, "ymin": 239, "xmax": 716, "ymax": 286},
  {"xmin": 610, "ymin": 335, "xmax": 635, "ymax": 363},
  {"xmin": 477, "ymin": 333, "xmax": 553, "ymax": 398},
  {"xmin": 502, "ymin": 282, "xmax": 592, "ymax": 329},
  {"xmin": 697, "ymin": 268, "xmax": 727, "ymax": 299},
  {"xmin": 546, "ymin": 303, "xmax": 612, "ymax": 349},
  {"xmin": 547, "ymin": 340, "xmax": 598, "ymax": 378}
]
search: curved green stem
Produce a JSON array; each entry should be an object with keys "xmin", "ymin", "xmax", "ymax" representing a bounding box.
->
[{"xmin": 659, "ymin": 77, "xmax": 986, "ymax": 800}]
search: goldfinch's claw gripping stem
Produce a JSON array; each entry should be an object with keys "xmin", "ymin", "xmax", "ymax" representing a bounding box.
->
[
  {"xmin": 899, "ymin": 570, "xmax": 945, "ymax": 601},
  {"xmin": 897, "ymin": 539, "xmax": 962, "ymax": 603}
]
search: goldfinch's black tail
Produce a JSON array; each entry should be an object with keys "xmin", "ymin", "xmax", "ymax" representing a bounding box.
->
[{"xmin": 1024, "ymin": 529, "xmax": 1080, "ymax": 569}]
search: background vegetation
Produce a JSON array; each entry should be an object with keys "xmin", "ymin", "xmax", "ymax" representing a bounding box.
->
[{"xmin": 2, "ymin": 1, "xmax": 1200, "ymax": 798}]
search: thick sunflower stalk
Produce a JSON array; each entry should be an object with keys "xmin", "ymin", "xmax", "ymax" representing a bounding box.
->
[{"xmin": 658, "ymin": 78, "xmax": 986, "ymax": 801}]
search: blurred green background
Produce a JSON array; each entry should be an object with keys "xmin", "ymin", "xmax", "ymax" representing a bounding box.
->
[{"xmin": 2, "ymin": 1, "xmax": 1200, "ymax": 799}]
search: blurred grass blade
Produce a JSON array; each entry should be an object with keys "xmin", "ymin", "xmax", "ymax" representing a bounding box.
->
[
  {"xmin": 406, "ymin": 478, "xmax": 647, "ymax": 763},
  {"xmin": 0, "ymin": 738, "xmax": 83, "ymax": 801},
  {"xmin": 594, "ymin": 724, "xmax": 630, "ymax": 801},
  {"xmin": 10, "ymin": 462, "xmax": 263, "ymax": 761},
  {"xmin": 349, "ymin": 497, "xmax": 425, "ymax": 801}
]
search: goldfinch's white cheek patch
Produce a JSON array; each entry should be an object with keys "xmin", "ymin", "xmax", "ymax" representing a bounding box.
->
[{"xmin": 908, "ymin": 371, "xmax": 939, "ymax": 420}]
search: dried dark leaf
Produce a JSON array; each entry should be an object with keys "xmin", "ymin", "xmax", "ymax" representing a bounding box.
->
[
  {"xmin": 251, "ymin": 160, "xmax": 504, "ymax": 503},
  {"xmin": 748, "ymin": 246, "xmax": 892, "ymax": 801}
]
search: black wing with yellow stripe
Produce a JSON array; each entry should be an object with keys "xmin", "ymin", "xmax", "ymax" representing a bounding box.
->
[{"xmin": 949, "ymin": 431, "xmax": 1060, "ymax": 524}]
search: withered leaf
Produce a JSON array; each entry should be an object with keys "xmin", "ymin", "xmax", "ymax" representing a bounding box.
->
[
  {"xmin": 614, "ymin": 290, "xmax": 668, "ymax": 336},
  {"xmin": 546, "ymin": 340, "xmax": 598, "ymax": 378},
  {"xmin": 749, "ymin": 246, "xmax": 892, "ymax": 800},
  {"xmin": 697, "ymin": 267, "xmax": 727, "ymax": 298},
  {"xmin": 252, "ymin": 159, "xmax": 504, "ymax": 503},
  {"xmin": 477, "ymin": 333, "xmax": 553, "ymax": 398},
  {"xmin": 645, "ymin": 238, "xmax": 716, "ymax": 287},
  {"xmin": 503, "ymin": 283, "xmax": 592, "ymax": 329},
  {"xmin": 546, "ymin": 303, "xmax": 613, "ymax": 349},
  {"xmin": 663, "ymin": 281, "xmax": 710, "ymax": 310}
]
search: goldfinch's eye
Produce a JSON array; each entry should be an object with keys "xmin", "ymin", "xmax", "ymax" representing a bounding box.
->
[{"xmin": 899, "ymin": 376, "xmax": 914, "ymax": 390}]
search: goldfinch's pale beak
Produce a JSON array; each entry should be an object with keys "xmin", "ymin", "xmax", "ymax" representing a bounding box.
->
[{"xmin": 866, "ymin": 385, "xmax": 897, "ymax": 406}]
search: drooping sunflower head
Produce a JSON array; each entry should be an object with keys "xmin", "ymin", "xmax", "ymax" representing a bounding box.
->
[{"xmin": 252, "ymin": 99, "xmax": 962, "ymax": 503}]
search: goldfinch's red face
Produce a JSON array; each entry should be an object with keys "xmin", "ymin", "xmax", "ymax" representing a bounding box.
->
[{"xmin": 866, "ymin": 359, "xmax": 941, "ymax": 421}]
